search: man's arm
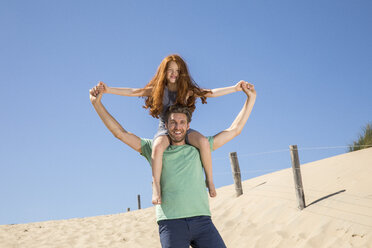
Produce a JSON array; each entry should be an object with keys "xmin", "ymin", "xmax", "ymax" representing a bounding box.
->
[
  {"xmin": 90, "ymin": 85, "xmax": 142, "ymax": 153},
  {"xmin": 212, "ymin": 82, "xmax": 256, "ymax": 150}
]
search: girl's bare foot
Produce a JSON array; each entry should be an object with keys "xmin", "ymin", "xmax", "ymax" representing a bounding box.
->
[
  {"xmin": 206, "ymin": 180, "xmax": 217, "ymax": 197},
  {"xmin": 152, "ymin": 183, "xmax": 162, "ymax": 205}
]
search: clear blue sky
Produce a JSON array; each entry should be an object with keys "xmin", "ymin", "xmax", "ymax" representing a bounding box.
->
[{"xmin": 1, "ymin": 0, "xmax": 371, "ymax": 225}]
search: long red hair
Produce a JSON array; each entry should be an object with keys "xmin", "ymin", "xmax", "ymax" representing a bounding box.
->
[{"xmin": 143, "ymin": 54, "xmax": 210, "ymax": 118}]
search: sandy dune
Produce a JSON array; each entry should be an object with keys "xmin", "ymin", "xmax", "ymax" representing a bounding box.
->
[{"xmin": 1, "ymin": 148, "xmax": 372, "ymax": 247}]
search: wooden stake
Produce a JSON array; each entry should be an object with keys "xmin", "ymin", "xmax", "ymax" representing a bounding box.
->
[
  {"xmin": 289, "ymin": 145, "xmax": 306, "ymax": 210},
  {"xmin": 137, "ymin": 194, "xmax": 141, "ymax": 210},
  {"xmin": 229, "ymin": 152, "xmax": 243, "ymax": 197}
]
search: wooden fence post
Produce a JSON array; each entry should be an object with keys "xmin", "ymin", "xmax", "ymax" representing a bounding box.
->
[
  {"xmin": 229, "ymin": 152, "xmax": 243, "ymax": 197},
  {"xmin": 289, "ymin": 145, "xmax": 306, "ymax": 210},
  {"xmin": 137, "ymin": 194, "xmax": 141, "ymax": 210}
]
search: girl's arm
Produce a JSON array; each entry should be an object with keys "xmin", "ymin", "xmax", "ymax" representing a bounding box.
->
[
  {"xmin": 204, "ymin": 81, "xmax": 245, "ymax": 98},
  {"xmin": 191, "ymin": 80, "xmax": 247, "ymax": 98},
  {"xmin": 98, "ymin": 81, "xmax": 152, "ymax": 97}
]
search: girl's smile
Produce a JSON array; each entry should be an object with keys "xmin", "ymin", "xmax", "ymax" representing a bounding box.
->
[{"xmin": 166, "ymin": 61, "xmax": 179, "ymax": 85}]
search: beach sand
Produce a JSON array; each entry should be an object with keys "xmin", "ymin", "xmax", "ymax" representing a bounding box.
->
[{"xmin": 1, "ymin": 147, "xmax": 372, "ymax": 247}]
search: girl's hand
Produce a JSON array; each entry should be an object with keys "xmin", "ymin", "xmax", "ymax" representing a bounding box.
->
[
  {"xmin": 235, "ymin": 80, "xmax": 246, "ymax": 91},
  {"xmin": 98, "ymin": 81, "xmax": 109, "ymax": 94},
  {"xmin": 185, "ymin": 90, "xmax": 193, "ymax": 103}
]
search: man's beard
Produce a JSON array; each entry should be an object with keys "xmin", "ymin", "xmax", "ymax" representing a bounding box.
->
[{"xmin": 168, "ymin": 130, "xmax": 187, "ymax": 144}]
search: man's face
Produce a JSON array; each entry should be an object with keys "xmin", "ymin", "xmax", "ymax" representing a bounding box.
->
[{"xmin": 166, "ymin": 113, "xmax": 190, "ymax": 145}]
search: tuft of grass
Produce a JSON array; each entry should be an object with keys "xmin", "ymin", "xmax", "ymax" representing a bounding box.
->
[{"xmin": 349, "ymin": 122, "xmax": 372, "ymax": 152}]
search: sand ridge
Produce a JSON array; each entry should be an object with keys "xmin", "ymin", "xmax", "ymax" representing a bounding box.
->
[{"xmin": 1, "ymin": 148, "xmax": 372, "ymax": 247}]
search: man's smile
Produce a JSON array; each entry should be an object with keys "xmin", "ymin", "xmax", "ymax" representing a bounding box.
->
[{"xmin": 170, "ymin": 129, "xmax": 185, "ymax": 140}]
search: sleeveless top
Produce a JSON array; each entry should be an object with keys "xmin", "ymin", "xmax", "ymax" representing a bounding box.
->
[
  {"xmin": 159, "ymin": 86, "xmax": 177, "ymax": 123},
  {"xmin": 153, "ymin": 87, "xmax": 177, "ymax": 140}
]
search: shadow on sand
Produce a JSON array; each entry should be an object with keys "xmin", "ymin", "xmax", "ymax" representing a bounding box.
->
[{"xmin": 307, "ymin": 189, "xmax": 346, "ymax": 207}]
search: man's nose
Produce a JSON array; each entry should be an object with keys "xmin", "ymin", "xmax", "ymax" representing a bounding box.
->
[{"xmin": 174, "ymin": 123, "xmax": 181, "ymax": 129}]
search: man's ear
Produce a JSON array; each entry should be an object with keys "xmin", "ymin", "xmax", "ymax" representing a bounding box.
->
[{"xmin": 187, "ymin": 123, "xmax": 190, "ymax": 130}]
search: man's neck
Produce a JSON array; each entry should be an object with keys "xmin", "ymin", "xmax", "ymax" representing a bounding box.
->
[{"xmin": 170, "ymin": 140, "xmax": 186, "ymax": 146}]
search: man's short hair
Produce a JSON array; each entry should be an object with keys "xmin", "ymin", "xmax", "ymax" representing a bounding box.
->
[{"xmin": 164, "ymin": 104, "xmax": 192, "ymax": 123}]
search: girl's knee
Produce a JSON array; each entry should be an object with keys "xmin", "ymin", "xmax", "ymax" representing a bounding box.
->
[
  {"xmin": 189, "ymin": 132, "xmax": 209, "ymax": 149},
  {"xmin": 153, "ymin": 136, "xmax": 170, "ymax": 153},
  {"xmin": 199, "ymin": 136, "xmax": 210, "ymax": 149}
]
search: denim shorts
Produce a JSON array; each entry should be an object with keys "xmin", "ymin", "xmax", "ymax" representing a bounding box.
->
[{"xmin": 158, "ymin": 216, "xmax": 226, "ymax": 248}]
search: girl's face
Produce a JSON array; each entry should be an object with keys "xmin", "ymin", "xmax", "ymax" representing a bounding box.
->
[{"xmin": 166, "ymin": 61, "xmax": 179, "ymax": 85}]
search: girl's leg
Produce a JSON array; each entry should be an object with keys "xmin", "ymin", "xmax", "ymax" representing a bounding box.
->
[
  {"xmin": 151, "ymin": 135, "xmax": 170, "ymax": 205},
  {"xmin": 187, "ymin": 131, "xmax": 217, "ymax": 197}
]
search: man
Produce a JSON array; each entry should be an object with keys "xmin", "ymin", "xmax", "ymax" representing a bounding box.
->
[{"xmin": 90, "ymin": 82, "xmax": 256, "ymax": 248}]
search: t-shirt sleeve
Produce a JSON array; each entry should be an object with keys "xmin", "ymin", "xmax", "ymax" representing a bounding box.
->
[
  {"xmin": 207, "ymin": 136, "xmax": 214, "ymax": 152},
  {"xmin": 140, "ymin": 138, "xmax": 153, "ymax": 165}
]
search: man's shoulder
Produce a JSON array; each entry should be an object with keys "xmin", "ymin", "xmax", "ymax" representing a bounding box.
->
[
  {"xmin": 141, "ymin": 137, "xmax": 153, "ymax": 144},
  {"xmin": 140, "ymin": 137, "xmax": 153, "ymax": 147},
  {"xmin": 140, "ymin": 138, "xmax": 153, "ymax": 159},
  {"xmin": 207, "ymin": 136, "xmax": 214, "ymax": 151}
]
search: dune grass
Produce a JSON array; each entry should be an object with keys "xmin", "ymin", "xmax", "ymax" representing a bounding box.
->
[{"xmin": 349, "ymin": 122, "xmax": 372, "ymax": 152}]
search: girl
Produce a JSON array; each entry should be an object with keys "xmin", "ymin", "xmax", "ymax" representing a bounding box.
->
[{"xmin": 98, "ymin": 54, "xmax": 245, "ymax": 205}]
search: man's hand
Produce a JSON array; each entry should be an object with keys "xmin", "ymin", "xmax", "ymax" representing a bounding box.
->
[
  {"xmin": 242, "ymin": 82, "xmax": 256, "ymax": 98},
  {"xmin": 234, "ymin": 80, "xmax": 255, "ymax": 93},
  {"xmin": 97, "ymin": 81, "xmax": 109, "ymax": 94},
  {"xmin": 89, "ymin": 84, "xmax": 103, "ymax": 104}
]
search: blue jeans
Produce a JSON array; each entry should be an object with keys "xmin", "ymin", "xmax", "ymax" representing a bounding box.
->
[{"xmin": 158, "ymin": 216, "xmax": 226, "ymax": 248}]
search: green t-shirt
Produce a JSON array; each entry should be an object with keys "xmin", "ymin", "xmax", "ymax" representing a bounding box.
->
[{"xmin": 141, "ymin": 137, "xmax": 214, "ymax": 222}]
